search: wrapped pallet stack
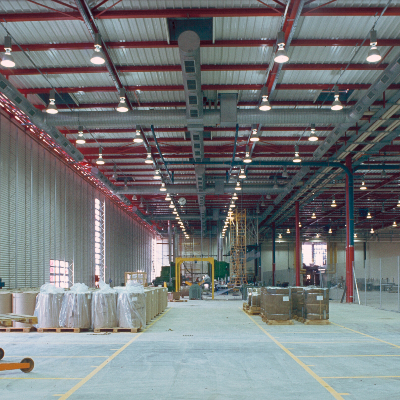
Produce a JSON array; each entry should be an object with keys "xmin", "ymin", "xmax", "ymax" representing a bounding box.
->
[
  {"xmin": 304, "ymin": 287, "xmax": 329, "ymax": 323},
  {"xmin": 13, "ymin": 291, "xmax": 39, "ymax": 328},
  {"xmin": 144, "ymin": 288, "xmax": 153, "ymax": 324},
  {"xmin": 262, "ymin": 287, "xmax": 293, "ymax": 324},
  {"xmin": 291, "ymin": 287, "xmax": 305, "ymax": 321},
  {"xmin": 59, "ymin": 283, "xmax": 92, "ymax": 329},
  {"xmin": 0, "ymin": 291, "xmax": 12, "ymax": 314},
  {"xmin": 251, "ymin": 288, "xmax": 261, "ymax": 308},
  {"xmin": 34, "ymin": 284, "xmax": 64, "ymax": 328},
  {"xmin": 92, "ymin": 282, "xmax": 118, "ymax": 330},
  {"xmin": 117, "ymin": 282, "xmax": 146, "ymax": 330}
]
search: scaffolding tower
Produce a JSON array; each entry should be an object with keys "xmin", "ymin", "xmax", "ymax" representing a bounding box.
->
[{"xmin": 230, "ymin": 210, "xmax": 247, "ymax": 286}]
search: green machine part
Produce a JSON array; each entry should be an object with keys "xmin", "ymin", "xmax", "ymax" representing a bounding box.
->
[
  {"xmin": 214, "ymin": 261, "xmax": 229, "ymax": 280},
  {"xmin": 153, "ymin": 263, "xmax": 175, "ymax": 291}
]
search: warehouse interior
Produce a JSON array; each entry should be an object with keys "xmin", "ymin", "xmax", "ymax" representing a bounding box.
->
[{"xmin": 0, "ymin": 0, "xmax": 400, "ymax": 399}]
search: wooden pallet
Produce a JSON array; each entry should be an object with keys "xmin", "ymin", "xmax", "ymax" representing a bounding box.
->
[
  {"xmin": 169, "ymin": 299, "xmax": 187, "ymax": 302},
  {"xmin": 93, "ymin": 327, "xmax": 141, "ymax": 333},
  {"xmin": 0, "ymin": 327, "xmax": 35, "ymax": 333},
  {"xmin": 263, "ymin": 319, "xmax": 294, "ymax": 325},
  {"xmin": 304, "ymin": 319, "xmax": 330, "ymax": 325},
  {"xmin": 36, "ymin": 327, "xmax": 89, "ymax": 333},
  {"xmin": 245, "ymin": 306, "xmax": 260, "ymax": 315},
  {"xmin": 0, "ymin": 314, "xmax": 38, "ymax": 327}
]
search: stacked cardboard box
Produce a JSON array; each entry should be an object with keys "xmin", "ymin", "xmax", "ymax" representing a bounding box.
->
[
  {"xmin": 291, "ymin": 287, "xmax": 305, "ymax": 320},
  {"xmin": 263, "ymin": 287, "xmax": 292, "ymax": 321},
  {"xmin": 304, "ymin": 287, "xmax": 329, "ymax": 320}
]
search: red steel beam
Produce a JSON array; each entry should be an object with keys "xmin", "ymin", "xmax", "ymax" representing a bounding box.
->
[
  {"xmin": 8, "ymin": 39, "xmax": 400, "ymax": 52},
  {"xmin": 19, "ymin": 83, "xmax": 400, "ymax": 94},
  {"xmin": 1, "ymin": 7, "xmax": 400, "ymax": 22},
  {"xmin": 7, "ymin": 63, "xmax": 387, "ymax": 76}
]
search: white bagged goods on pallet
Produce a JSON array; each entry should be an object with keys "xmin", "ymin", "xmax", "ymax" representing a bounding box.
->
[
  {"xmin": 92, "ymin": 282, "xmax": 118, "ymax": 329},
  {"xmin": 34, "ymin": 284, "xmax": 64, "ymax": 328},
  {"xmin": 59, "ymin": 283, "xmax": 92, "ymax": 329},
  {"xmin": 12, "ymin": 291, "xmax": 39, "ymax": 327},
  {"xmin": 117, "ymin": 282, "xmax": 146, "ymax": 329}
]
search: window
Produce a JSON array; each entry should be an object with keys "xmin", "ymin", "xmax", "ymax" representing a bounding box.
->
[
  {"xmin": 302, "ymin": 242, "xmax": 327, "ymax": 267},
  {"xmin": 50, "ymin": 259, "xmax": 72, "ymax": 288},
  {"xmin": 95, "ymin": 198, "xmax": 105, "ymax": 286}
]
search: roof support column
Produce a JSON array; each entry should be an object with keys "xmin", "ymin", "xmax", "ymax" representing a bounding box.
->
[
  {"xmin": 272, "ymin": 222, "xmax": 276, "ymax": 286},
  {"xmin": 345, "ymin": 156, "xmax": 354, "ymax": 303},
  {"xmin": 295, "ymin": 201, "xmax": 301, "ymax": 286}
]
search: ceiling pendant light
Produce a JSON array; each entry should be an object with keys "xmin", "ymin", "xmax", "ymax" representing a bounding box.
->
[
  {"xmin": 397, "ymin": 198, "xmax": 400, "ymax": 207},
  {"xmin": 393, "ymin": 221, "xmax": 397, "ymax": 227},
  {"xmin": 239, "ymin": 168, "xmax": 246, "ymax": 179},
  {"xmin": 366, "ymin": 211, "xmax": 372, "ymax": 219},
  {"xmin": 169, "ymin": 201, "xmax": 174, "ymax": 208},
  {"xmin": 112, "ymin": 164, "xmax": 118, "ymax": 180},
  {"xmin": 250, "ymin": 124, "xmax": 259, "ymax": 142},
  {"xmin": 76, "ymin": 125, "xmax": 86, "ymax": 144},
  {"xmin": 132, "ymin": 195, "xmax": 137, "ymax": 201},
  {"xmin": 366, "ymin": 29, "xmax": 381, "ymax": 63},
  {"xmin": 153, "ymin": 169, "xmax": 161, "ymax": 180},
  {"xmin": 235, "ymin": 181, "xmax": 242, "ymax": 191},
  {"xmin": 116, "ymin": 88, "xmax": 129, "ymax": 112},
  {"xmin": 1, "ymin": 36, "xmax": 15, "ymax": 68},
  {"xmin": 329, "ymin": 228, "xmax": 332, "ymax": 234},
  {"xmin": 278, "ymin": 233, "xmax": 282, "ymax": 239},
  {"xmin": 311, "ymin": 212, "xmax": 316, "ymax": 219},
  {"xmin": 293, "ymin": 145, "xmax": 301, "ymax": 163},
  {"xmin": 282, "ymin": 166, "xmax": 288, "ymax": 178},
  {"xmin": 165, "ymin": 193, "xmax": 171, "ymax": 201},
  {"xmin": 243, "ymin": 145, "xmax": 252, "ymax": 163},
  {"xmin": 145, "ymin": 153, "xmax": 153, "ymax": 164},
  {"xmin": 331, "ymin": 198, "xmax": 337, "ymax": 207},
  {"xmin": 139, "ymin": 200, "xmax": 143, "ymax": 208},
  {"xmin": 274, "ymin": 31, "xmax": 289, "ymax": 63},
  {"xmin": 133, "ymin": 125, "xmax": 144, "ymax": 143},
  {"xmin": 96, "ymin": 147, "xmax": 105, "ymax": 165},
  {"xmin": 173, "ymin": 210, "xmax": 177, "ymax": 215},
  {"xmin": 316, "ymin": 233, "xmax": 320, "ymax": 238},
  {"xmin": 160, "ymin": 182, "xmax": 166, "ymax": 192},
  {"xmin": 231, "ymin": 203, "xmax": 236, "ymax": 208},
  {"xmin": 259, "ymin": 88, "xmax": 271, "ymax": 111},
  {"xmin": 354, "ymin": 233, "xmax": 357, "ymax": 238},
  {"xmin": 370, "ymin": 227, "xmax": 374, "ymax": 234},
  {"xmin": 308, "ymin": 123, "xmax": 318, "ymax": 142},
  {"xmin": 273, "ymin": 176, "xmax": 279, "ymax": 189},
  {"xmin": 232, "ymin": 193, "xmax": 238, "ymax": 200},
  {"xmin": 360, "ymin": 180, "xmax": 367, "ymax": 190},
  {"xmin": 331, "ymin": 85, "xmax": 343, "ymax": 111},
  {"xmin": 298, "ymin": 221, "xmax": 302, "ymax": 227},
  {"xmin": 46, "ymin": 89, "xmax": 58, "ymax": 114},
  {"xmin": 90, "ymin": 33, "xmax": 106, "ymax": 65},
  {"xmin": 286, "ymin": 228, "xmax": 290, "ymax": 234}
]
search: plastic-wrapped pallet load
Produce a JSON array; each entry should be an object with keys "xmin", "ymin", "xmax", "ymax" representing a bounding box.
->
[
  {"xmin": 152, "ymin": 288, "xmax": 159, "ymax": 317},
  {"xmin": 251, "ymin": 289, "xmax": 261, "ymax": 307},
  {"xmin": 144, "ymin": 289, "xmax": 152, "ymax": 324},
  {"xmin": 59, "ymin": 283, "xmax": 92, "ymax": 329},
  {"xmin": 33, "ymin": 284, "xmax": 64, "ymax": 328},
  {"xmin": 117, "ymin": 282, "xmax": 146, "ymax": 329},
  {"xmin": 92, "ymin": 282, "xmax": 118, "ymax": 329},
  {"xmin": 13, "ymin": 291, "xmax": 39, "ymax": 327},
  {"xmin": 260, "ymin": 287, "xmax": 267, "ymax": 316},
  {"xmin": 0, "ymin": 291, "xmax": 12, "ymax": 314},
  {"xmin": 162, "ymin": 288, "xmax": 168, "ymax": 311},
  {"xmin": 304, "ymin": 287, "xmax": 329, "ymax": 320},
  {"xmin": 264, "ymin": 287, "xmax": 292, "ymax": 321},
  {"xmin": 291, "ymin": 287, "xmax": 305, "ymax": 319}
]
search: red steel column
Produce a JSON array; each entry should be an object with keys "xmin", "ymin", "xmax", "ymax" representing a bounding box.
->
[
  {"xmin": 345, "ymin": 156, "xmax": 354, "ymax": 302},
  {"xmin": 295, "ymin": 201, "xmax": 301, "ymax": 286}
]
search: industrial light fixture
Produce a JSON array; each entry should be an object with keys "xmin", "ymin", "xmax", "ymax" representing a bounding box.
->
[
  {"xmin": 278, "ymin": 233, "xmax": 282, "ymax": 239},
  {"xmin": 160, "ymin": 182, "xmax": 166, "ymax": 192},
  {"xmin": 132, "ymin": 195, "xmax": 137, "ymax": 201},
  {"xmin": 293, "ymin": 145, "xmax": 301, "ymax": 163},
  {"xmin": 360, "ymin": 180, "xmax": 367, "ymax": 190},
  {"xmin": 311, "ymin": 212, "xmax": 316, "ymax": 219},
  {"xmin": 235, "ymin": 181, "xmax": 242, "ymax": 191},
  {"xmin": 232, "ymin": 193, "xmax": 238, "ymax": 200},
  {"xmin": 366, "ymin": 29, "xmax": 382, "ymax": 63},
  {"xmin": 299, "ymin": 221, "xmax": 302, "ymax": 227},
  {"xmin": 331, "ymin": 85, "xmax": 343, "ymax": 111},
  {"xmin": 366, "ymin": 211, "xmax": 372, "ymax": 219},
  {"xmin": 169, "ymin": 201, "xmax": 174, "ymax": 208},
  {"xmin": 308, "ymin": 123, "xmax": 318, "ymax": 142},
  {"xmin": 329, "ymin": 228, "xmax": 332, "ymax": 234},
  {"xmin": 112, "ymin": 165, "xmax": 118, "ymax": 180},
  {"xmin": 1, "ymin": 36, "xmax": 15, "ymax": 68},
  {"xmin": 393, "ymin": 221, "xmax": 397, "ymax": 227},
  {"xmin": 239, "ymin": 168, "xmax": 246, "ymax": 179},
  {"xmin": 331, "ymin": 198, "xmax": 337, "ymax": 207},
  {"xmin": 231, "ymin": 203, "xmax": 236, "ymax": 208},
  {"xmin": 354, "ymin": 233, "xmax": 357, "ymax": 238},
  {"xmin": 286, "ymin": 228, "xmax": 290, "ymax": 234},
  {"xmin": 145, "ymin": 153, "xmax": 153, "ymax": 164},
  {"xmin": 96, "ymin": 147, "xmax": 105, "ymax": 165},
  {"xmin": 173, "ymin": 210, "xmax": 177, "ymax": 215},
  {"xmin": 133, "ymin": 125, "xmax": 143, "ymax": 143},
  {"xmin": 316, "ymin": 233, "xmax": 320, "ymax": 238},
  {"xmin": 259, "ymin": 87, "xmax": 271, "ymax": 111},
  {"xmin": 76, "ymin": 125, "xmax": 86, "ymax": 144},
  {"xmin": 139, "ymin": 199, "xmax": 143, "ymax": 208},
  {"xmin": 116, "ymin": 88, "xmax": 129, "ymax": 112},
  {"xmin": 381, "ymin": 169, "xmax": 387, "ymax": 178},
  {"xmin": 165, "ymin": 193, "xmax": 171, "ymax": 201},
  {"xmin": 153, "ymin": 169, "xmax": 161, "ymax": 180},
  {"xmin": 274, "ymin": 31, "xmax": 289, "ymax": 63},
  {"xmin": 250, "ymin": 124, "xmax": 259, "ymax": 142},
  {"xmin": 370, "ymin": 227, "xmax": 374, "ymax": 233},
  {"xmin": 90, "ymin": 33, "xmax": 105, "ymax": 65},
  {"xmin": 46, "ymin": 89, "xmax": 58, "ymax": 114},
  {"xmin": 282, "ymin": 166, "xmax": 288, "ymax": 178},
  {"xmin": 243, "ymin": 146, "xmax": 252, "ymax": 163},
  {"xmin": 397, "ymin": 198, "xmax": 400, "ymax": 207}
]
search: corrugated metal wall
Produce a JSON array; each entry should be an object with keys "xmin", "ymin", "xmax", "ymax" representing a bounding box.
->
[{"xmin": 0, "ymin": 112, "xmax": 154, "ymax": 289}]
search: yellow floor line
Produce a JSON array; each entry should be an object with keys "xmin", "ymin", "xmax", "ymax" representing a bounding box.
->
[
  {"xmin": 299, "ymin": 355, "xmax": 400, "ymax": 358},
  {"xmin": 280, "ymin": 341, "xmax": 375, "ymax": 344},
  {"xmin": 322, "ymin": 376, "xmax": 400, "ymax": 379},
  {"xmin": 3, "ymin": 356, "xmax": 108, "ymax": 358},
  {"xmin": 242, "ymin": 309, "xmax": 345, "ymax": 400},
  {"xmin": 0, "ymin": 378, "xmax": 83, "ymax": 380},
  {"xmin": 331, "ymin": 322, "xmax": 400, "ymax": 348},
  {"xmin": 58, "ymin": 308, "xmax": 171, "ymax": 400}
]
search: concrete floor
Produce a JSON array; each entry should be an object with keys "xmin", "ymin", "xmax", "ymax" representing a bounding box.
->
[{"xmin": 1, "ymin": 301, "xmax": 400, "ymax": 400}]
